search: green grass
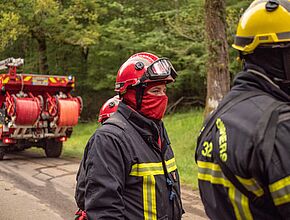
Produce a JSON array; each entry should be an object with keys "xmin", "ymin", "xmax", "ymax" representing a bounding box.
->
[
  {"xmin": 63, "ymin": 109, "xmax": 204, "ymax": 188},
  {"xmin": 62, "ymin": 122, "xmax": 99, "ymax": 158},
  {"xmin": 163, "ymin": 109, "xmax": 203, "ymax": 188}
]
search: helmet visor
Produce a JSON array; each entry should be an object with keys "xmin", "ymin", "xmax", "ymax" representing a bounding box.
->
[{"xmin": 146, "ymin": 58, "xmax": 177, "ymax": 80}]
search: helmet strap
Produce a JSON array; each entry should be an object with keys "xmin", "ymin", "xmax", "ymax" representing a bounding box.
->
[{"xmin": 136, "ymin": 83, "xmax": 146, "ymax": 110}]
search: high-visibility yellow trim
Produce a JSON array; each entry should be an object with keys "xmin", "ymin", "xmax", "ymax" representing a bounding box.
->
[
  {"xmin": 49, "ymin": 77, "xmax": 57, "ymax": 83},
  {"xmin": 237, "ymin": 176, "xmax": 257, "ymax": 185},
  {"xmin": 143, "ymin": 176, "xmax": 157, "ymax": 220},
  {"xmin": 24, "ymin": 76, "xmax": 32, "ymax": 81},
  {"xmin": 151, "ymin": 176, "xmax": 157, "ymax": 220},
  {"xmin": 143, "ymin": 176, "xmax": 148, "ymax": 219},
  {"xmin": 241, "ymin": 194, "xmax": 253, "ymax": 220},
  {"xmin": 269, "ymin": 176, "xmax": 290, "ymax": 192},
  {"xmin": 130, "ymin": 158, "xmax": 176, "ymax": 176},
  {"xmin": 273, "ymin": 193, "xmax": 290, "ymax": 206},
  {"xmin": 269, "ymin": 176, "xmax": 290, "ymax": 206},
  {"xmin": 237, "ymin": 176, "xmax": 264, "ymax": 197},
  {"xmin": 132, "ymin": 158, "xmax": 175, "ymax": 169},
  {"xmin": 229, "ymin": 187, "xmax": 242, "ymax": 220},
  {"xmin": 197, "ymin": 160, "xmax": 259, "ymax": 219},
  {"xmin": 3, "ymin": 77, "xmax": 9, "ymax": 84},
  {"xmin": 130, "ymin": 158, "xmax": 177, "ymax": 219},
  {"xmin": 198, "ymin": 161, "xmax": 263, "ymax": 196},
  {"xmin": 197, "ymin": 160, "xmax": 221, "ymax": 171},
  {"xmin": 198, "ymin": 173, "xmax": 232, "ymax": 187},
  {"xmin": 133, "ymin": 161, "xmax": 162, "ymax": 169}
]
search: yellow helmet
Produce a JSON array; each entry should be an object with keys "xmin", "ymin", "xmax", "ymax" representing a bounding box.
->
[{"xmin": 232, "ymin": 0, "xmax": 290, "ymax": 53}]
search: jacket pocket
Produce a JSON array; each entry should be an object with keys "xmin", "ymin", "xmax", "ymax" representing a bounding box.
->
[{"xmin": 158, "ymin": 215, "xmax": 168, "ymax": 220}]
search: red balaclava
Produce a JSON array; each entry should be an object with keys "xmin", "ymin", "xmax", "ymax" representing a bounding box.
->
[{"xmin": 123, "ymin": 82, "xmax": 168, "ymax": 120}]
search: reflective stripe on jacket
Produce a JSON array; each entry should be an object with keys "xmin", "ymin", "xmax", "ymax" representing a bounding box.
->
[
  {"xmin": 196, "ymin": 66, "xmax": 290, "ymax": 219},
  {"xmin": 76, "ymin": 102, "xmax": 183, "ymax": 220}
]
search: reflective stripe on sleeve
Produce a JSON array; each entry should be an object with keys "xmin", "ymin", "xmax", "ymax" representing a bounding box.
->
[{"xmin": 269, "ymin": 176, "xmax": 290, "ymax": 206}]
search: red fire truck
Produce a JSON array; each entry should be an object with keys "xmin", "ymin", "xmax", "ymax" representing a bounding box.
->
[{"xmin": 0, "ymin": 58, "xmax": 82, "ymax": 160}]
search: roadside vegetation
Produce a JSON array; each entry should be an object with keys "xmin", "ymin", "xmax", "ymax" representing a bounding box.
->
[
  {"xmin": 62, "ymin": 109, "xmax": 203, "ymax": 188},
  {"xmin": 0, "ymin": 0, "xmax": 251, "ymax": 121}
]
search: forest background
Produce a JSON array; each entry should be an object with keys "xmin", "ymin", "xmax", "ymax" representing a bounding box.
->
[{"xmin": 0, "ymin": 0, "xmax": 251, "ymax": 120}]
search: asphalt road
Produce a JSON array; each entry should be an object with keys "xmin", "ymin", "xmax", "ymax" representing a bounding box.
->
[{"xmin": 0, "ymin": 151, "xmax": 208, "ymax": 220}]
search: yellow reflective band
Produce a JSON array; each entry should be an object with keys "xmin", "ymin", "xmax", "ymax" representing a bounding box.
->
[
  {"xmin": 3, "ymin": 77, "xmax": 9, "ymax": 84},
  {"xmin": 198, "ymin": 173, "xmax": 231, "ymax": 187},
  {"xmin": 237, "ymin": 176, "xmax": 264, "ymax": 197},
  {"xmin": 269, "ymin": 176, "xmax": 290, "ymax": 206},
  {"xmin": 143, "ymin": 176, "xmax": 157, "ymax": 220},
  {"xmin": 270, "ymin": 176, "xmax": 290, "ymax": 192},
  {"xmin": 241, "ymin": 193, "xmax": 253, "ymax": 220},
  {"xmin": 131, "ymin": 158, "xmax": 176, "ymax": 220},
  {"xmin": 143, "ymin": 176, "xmax": 148, "ymax": 219},
  {"xmin": 24, "ymin": 76, "xmax": 32, "ymax": 81},
  {"xmin": 229, "ymin": 188, "xmax": 242, "ymax": 220},
  {"xmin": 272, "ymin": 193, "xmax": 290, "ymax": 206},
  {"xmin": 197, "ymin": 160, "xmax": 221, "ymax": 171},
  {"xmin": 230, "ymin": 188, "xmax": 253, "ymax": 220},
  {"xmin": 49, "ymin": 77, "xmax": 57, "ymax": 83},
  {"xmin": 198, "ymin": 161, "xmax": 263, "ymax": 196},
  {"xmin": 197, "ymin": 160, "xmax": 258, "ymax": 220},
  {"xmin": 166, "ymin": 158, "xmax": 177, "ymax": 173},
  {"xmin": 197, "ymin": 161, "xmax": 230, "ymax": 187},
  {"xmin": 130, "ymin": 158, "xmax": 177, "ymax": 176}
]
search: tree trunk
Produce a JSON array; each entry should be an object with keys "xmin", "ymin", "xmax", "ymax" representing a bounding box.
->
[
  {"xmin": 80, "ymin": 46, "xmax": 89, "ymax": 77},
  {"xmin": 204, "ymin": 0, "xmax": 230, "ymax": 117},
  {"xmin": 36, "ymin": 34, "xmax": 49, "ymax": 75}
]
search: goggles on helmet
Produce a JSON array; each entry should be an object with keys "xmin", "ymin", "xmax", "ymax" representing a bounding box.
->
[{"xmin": 140, "ymin": 58, "xmax": 177, "ymax": 82}]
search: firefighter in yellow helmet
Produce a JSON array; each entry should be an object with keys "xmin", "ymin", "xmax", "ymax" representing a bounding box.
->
[{"xmin": 195, "ymin": 0, "xmax": 290, "ymax": 219}]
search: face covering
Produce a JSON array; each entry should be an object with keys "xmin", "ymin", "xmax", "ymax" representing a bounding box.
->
[
  {"xmin": 123, "ymin": 83, "xmax": 168, "ymax": 120},
  {"xmin": 140, "ymin": 92, "xmax": 168, "ymax": 120},
  {"xmin": 244, "ymin": 46, "xmax": 290, "ymax": 95}
]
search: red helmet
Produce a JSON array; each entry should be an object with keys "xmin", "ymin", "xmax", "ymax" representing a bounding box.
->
[
  {"xmin": 115, "ymin": 52, "xmax": 177, "ymax": 94},
  {"xmin": 98, "ymin": 96, "xmax": 120, "ymax": 123}
]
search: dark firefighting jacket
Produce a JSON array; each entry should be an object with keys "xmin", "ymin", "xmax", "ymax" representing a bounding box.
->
[
  {"xmin": 75, "ymin": 102, "xmax": 183, "ymax": 220},
  {"xmin": 195, "ymin": 64, "xmax": 290, "ymax": 220}
]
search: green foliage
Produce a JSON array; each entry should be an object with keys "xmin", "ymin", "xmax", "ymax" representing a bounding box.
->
[
  {"xmin": 0, "ymin": 12, "xmax": 27, "ymax": 51},
  {"xmin": 63, "ymin": 121, "xmax": 99, "ymax": 157},
  {"xmin": 164, "ymin": 109, "xmax": 203, "ymax": 188},
  {"xmin": 0, "ymin": 0, "xmax": 253, "ymax": 119},
  {"xmin": 226, "ymin": 0, "xmax": 253, "ymax": 76},
  {"xmin": 56, "ymin": 0, "xmax": 103, "ymax": 47}
]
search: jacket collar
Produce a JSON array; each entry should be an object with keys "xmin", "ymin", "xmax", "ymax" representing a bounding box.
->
[
  {"xmin": 117, "ymin": 102, "xmax": 170, "ymax": 147},
  {"xmin": 233, "ymin": 64, "xmax": 290, "ymax": 102}
]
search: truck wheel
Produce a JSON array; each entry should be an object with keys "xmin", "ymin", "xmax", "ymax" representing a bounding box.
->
[
  {"xmin": 44, "ymin": 140, "xmax": 63, "ymax": 158},
  {"xmin": 0, "ymin": 148, "xmax": 5, "ymax": 160}
]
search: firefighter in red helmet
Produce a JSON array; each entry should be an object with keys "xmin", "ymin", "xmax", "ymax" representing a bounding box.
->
[
  {"xmin": 74, "ymin": 96, "xmax": 120, "ymax": 220},
  {"xmin": 75, "ymin": 52, "xmax": 183, "ymax": 219},
  {"xmin": 98, "ymin": 95, "xmax": 120, "ymax": 124}
]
